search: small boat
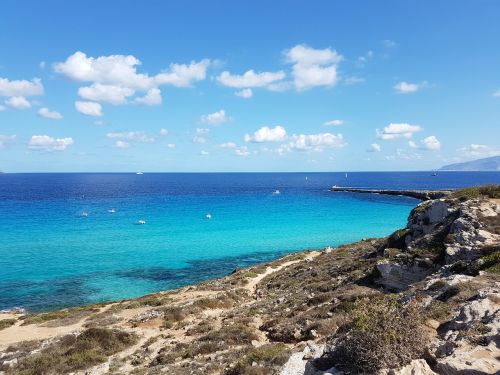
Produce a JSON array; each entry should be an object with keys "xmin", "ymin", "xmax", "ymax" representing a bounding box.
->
[
  {"xmin": 108, "ymin": 208, "xmax": 116, "ymax": 213},
  {"xmin": 206, "ymin": 213, "xmax": 212, "ymax": 219},
  {"xmin": 136, "ymin": 219, "xmax": 146, "ymax": 225},
  {"xmin": 272, "ymin": 189, "xmax": 281, "ymax": 195},
  {"xmin": 332, "ymin": 185, "xmax": 339, "ymax": 189},
  {"xmin": 136, "ymin": 172, "xmax": 144, "ymax": 175},
  {"xmin": 345, "ymin": 173, "xmax": 348, "ymax": 179},
  {"xmin": 80, "ymin": 211, "xmax": 88, "ymax": 217},
  {"xmin": 431, "ymin": 172, "xmax": 438, "ymax": 176}
]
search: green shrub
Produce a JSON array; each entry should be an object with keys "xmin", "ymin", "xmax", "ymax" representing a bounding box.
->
[
  {"xmin": 451, "ymin": 184, "xmax": 500, "ymax": 200},
  {"xmin": 0, "ymin": 318, "xmax": 16, "ymax": 330},
  {"xmin": 8, "ymin": 328, "xmax": 137, "ymax": 375},
  {"xmin": 325, "ymin": 296, "xmax": 428, "ymax": 373}
]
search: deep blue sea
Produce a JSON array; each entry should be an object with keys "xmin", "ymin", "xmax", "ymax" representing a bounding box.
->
[{"xmin": 1, "ymin": 172, "xmax": 499, "ymax": 312}]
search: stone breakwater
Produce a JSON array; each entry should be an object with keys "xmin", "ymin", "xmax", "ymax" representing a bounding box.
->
[{"xmin": 330, "ymin": 187, "xmax": 453, "ymax": 200}]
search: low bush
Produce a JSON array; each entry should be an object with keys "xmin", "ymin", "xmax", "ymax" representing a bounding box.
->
[
  {"xmin": 9, "ymin": 328, "xmax": 137, "ymax": 375},
  {"xmin": 324, "ymin": 296, "xmax": 428, "ymax": 373},
  {"xmin": 0, "ymin": 318, "xmax": 16, "ymax": 330},
  {"xmin": 451, "ymin": 184, "xmax": 500, "ymax": 200}
]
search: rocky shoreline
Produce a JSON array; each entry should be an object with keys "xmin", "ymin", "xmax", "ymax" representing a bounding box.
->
[
  {"xmin": 330, "ymin": 187, "xmax": 453, "ymax": 200},
  {"xmin": 0, "ymin": 186, "xmax": 499, "ymax": 375}
]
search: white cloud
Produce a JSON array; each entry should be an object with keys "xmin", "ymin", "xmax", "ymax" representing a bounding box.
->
[
  {"xmin": 277, "ymin": 132, "xmax": 345, "ymax": 153},
  {"xmin": 200, "ymin": 150, "xmax": 209, "ymax": 156},
  {"xmin": 394, "ymin": 81, "xmax": 428, "ymax": 94},
  {"xmin": 94, "ymin": 120, "xmax": 104, "ymax": 126},
  {"xmin": 383, "ymin": 39, "xmax": 398, "ymax": 48},
  {"xmin": 155, "ymin": 59, "xmax": 211, "ymax": 87},
  {"xmin": 193, "ymin": 127, "xmax": 209, "ymax": 143},
  {"xmin": 28, "ymin": 135, "xmax": 74, "ymax": 151},
  {"xmin": 219, "ymin": 142, "xmax": 237, "ymax": 149},
  {"xmin": 78, "ymin": 83, "xmax": 135, "ymax": 105},
  {"xmin": 159, "ymin": 128, "xmax": 169, "ymax": 136},
  {"xmin": 113, "ymin": 140, "xmax": 130, "ymax": 149},
  {"xmin": 376, "ymin": 123, "xmax": 423, "ymax": 140},
  {"xmin": 0, "ymin": 135, "xmax": 16, "ymax": 148},
  {"xmin": 244, "ymin": 125, "xmax": 287, "ymax": 143},
  {"xmin": 323, "ymin": 119, "xmax": 344, "ymax": 126},
  {"xmin": 235, "ymin": 146, "xmax": 250, "ymax": 156},
  {"xmin": 0, "ymin": 105, "xmax": 6, "ymax": 112},
  {"xmin": 5, "ymin": 96, "xmax": 31, "ymax": 109},
  {"xmin": 285, "ymin": 44, "xmax": 343, "ymax": 90},
  {"xmin": 200, "ymin": 109, "xmax": 230, "ymax": 125},
  {"xmin": 135, "ymin": 88, "xmax": 162, "ymax": 106},
  {"xmin": 75, "ymin": 101, "xmax": 102, "ymax": 116},
  {"xmin": 38, "ymin": 107, "xmax": 63, "ymax": 120},
  {"xmin": 216, "ymin": 70, "xmax": 285, "ymax": 88},
  {"xmin": 421, "ymin": 135, "xmax": 441, "ymax": 150},
  {"xmin": 106, "ymin": 131, "xmax": 155, "ymax": 143},
  {"xmin": 368, "ymin": 143, "xmax": 381, "ymax": 152},
  {"xmin": 0, "ymin": 77, "xmax": 44, "ymax": 97},
  {"xmin": 40, "ymin": 62, "xmax": 46, "ymax": 70},
  {"xmin": 167, "ymin": 143, "xmax": 176, "ymax": 149},
  {"xmin": 344, "ymin": 76, "xmax": 365, "ymax": 85},
  {"xmin": 409, "ymin": 136, "xmax": 441, "ymax": 151},
  {"xmin": 493, "ymin": 90, "xmax": 500, "ymax": 97},
  {"xmin": 235, "ymin": 88, "xmax": 253, "ymax": 98},
  {"xmin": 458, "ymin": 144, "xmax": 500, "ymax": 158}
]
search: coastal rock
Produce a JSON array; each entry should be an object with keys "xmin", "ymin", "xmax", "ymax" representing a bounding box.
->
[
  {"xmin": 377, "ymin": 359, "xmax": 437, "ymax": 375},
  {"xmin": 278, "ymin": 342, "xmax": 325, "ymax": 375},
  {"xmin": 376, "ymin": 260, "xmax": 434, "ymax": 291}
]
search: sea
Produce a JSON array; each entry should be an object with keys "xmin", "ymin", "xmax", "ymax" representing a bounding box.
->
[{"xmin": 0, "ymin": 172, "xmax": 499, "ymax": 312}]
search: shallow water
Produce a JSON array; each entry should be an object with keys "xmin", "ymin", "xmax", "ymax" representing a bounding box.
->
[{"xmin": 0, "ymin": 172, "xmax": 498, "ymax": 312}]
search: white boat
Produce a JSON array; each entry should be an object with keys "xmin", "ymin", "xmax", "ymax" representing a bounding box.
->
[
  {"xmin": 136, "ymin": 219, "xmax": 146, "ymax": 225},
  {"xmin": 272, "ymin": 189, "xmax": 281, "ymax": 195},
  {"xmin": 345, "ymin": 173, "xmax": 348, "ymax": 178},
  {"xmin": 136, "ymin": 172, "xmax": 144, "ymax": 175},
  {"xmin": 108, "ymin": 208, "xmax": 116, "ymax": 213},
  {"xmin": 206, "ymin": 213, "xmax": 212, "ymax": 219},
  {"xmin": 80, "ymin": 211, "xmax": 88, "ymax": 217}
]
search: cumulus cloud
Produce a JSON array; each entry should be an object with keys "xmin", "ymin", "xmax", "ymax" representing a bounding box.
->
[
  {"xmin": 159, "ymin": 128, "xmax": 169, "ymax": 136},
  {"xmin": 409, "ymin": 136, "xmax": 441, "ymax": 151},
  {"xmin": 244, "ymin": 126, "xmax": 287, "ymax": 143},
  {"xmin": 235, "ymin": 88, "xmax": 253, "ymax": 98},
  {"xmin": 344, "ymin": 76, "xmax": 365, "ymax": 85},
  {"xmin": 135, "ymin": 88, "xmax": 162, "ymax": 106},
  {"xmin": 285, "ymin": 44, "xmax": 343, "ymax": 90},
  {"xmin": 421, "ymin": 135, "xmax": 441, "ymax": 150},
  {"xmin": 458, "ymin": 144, "xmax": 500, "ymax": 158},
  {"xmin": 394, "ymin": 81, "xmax": 428, "ymax": 94},
  {"xmin": 5, "ymin": 96, "xmax": 31, "ymax": 109},
  {"xmin": 54, "ymin": 52, "xmax": 211, "ymax": 111},
  {"xmin": 155, "ymin": 59, "xmax": 211, "ymax": 87},
  {"xmin": 113, "ymin": 140, "xmax": 130, "ymax": 149},
  {"xmin": 75, "ymin": 101, "xmax": 102, "ymax": 116},
  {"xmin": 200, "ymin": 150, "xmax": 209, "ymax": 156},
  {"xmin": 38, "ymin": 107, "xmax": 63, "ymax": 120},
  {"xmin": 216, "ymin": 70, "xmax": 285, "ymax": 88},
  {"xmin": 0, "ymin": 135, "xmax": 16, "ymax": 148},
  {"xmin": 277, "ymin": 132, "xmax": 345, "ymax": 153},
  {"xmin": 106, "ymin": 131, "xmax": 155, "ymax": 144},
  {"xmin": 368, "ymin": 143, "xmax": 381, "ymax": 152},
  {"xmin": 200, "ymin": 109, "xmax": 231, "ymax": 125},
  {"xmin": 193, "ymin": 128, "xmax": 209, "ymax": 144},
  {"xmin": 78, "ymin": 83, "xmax": 135, "ymax": 105},
  {"xmin": 28, "ymin": 135, "xmax": 74, "ymax": 151},
  {"xmin": 167, "ymin": 143, "xmax": 176, "ymax": 149},
  {"xmin": 323, "ymin": 119, "xmax": 344, "ymax": 126},
  {"xmin": 218, "ymin": 142, "xmax": 237, "ymax": 149},
  {"xmin": 235, "ymin": 146, "xmax": 250, "ymax": 156},
  {"xmin": 376, "ymin": 123, "xmax": 423, "ymax": 140},
  {"xmin": 0, "ymin": 77, "xmax": 44, "ymax": 97}
]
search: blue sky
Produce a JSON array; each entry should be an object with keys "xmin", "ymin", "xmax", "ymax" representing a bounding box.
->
[{"xmin": 0, "ymin": 0, "xmax": 499, "ymax": 172}]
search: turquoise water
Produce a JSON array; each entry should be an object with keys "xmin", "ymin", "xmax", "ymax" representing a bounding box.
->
[{"xmin": 1, "ymin": 172, "xmax": 498, "ymax": 312}]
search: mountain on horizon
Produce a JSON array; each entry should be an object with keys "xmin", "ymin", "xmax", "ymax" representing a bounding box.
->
[{"xmin": 439, "ymin": 155, "xmax": 500, "ymax": 171}]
